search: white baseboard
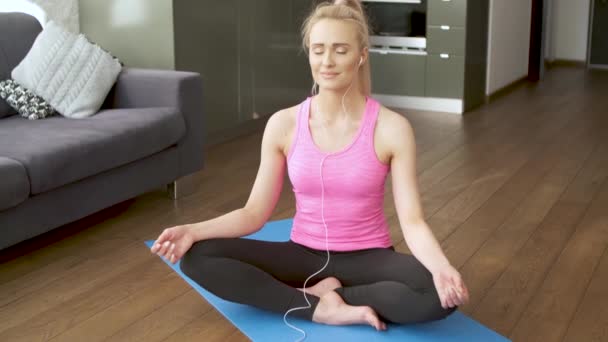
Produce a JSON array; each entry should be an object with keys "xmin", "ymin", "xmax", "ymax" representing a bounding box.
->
[
  {"xmin": 588, "ymin": 64, "xmax": 608, "ymax": 70},
  {"xmin": 372, "ymin": 94, "xmax": 464, "ymax": 114}
]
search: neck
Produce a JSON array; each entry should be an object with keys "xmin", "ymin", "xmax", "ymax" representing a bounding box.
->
[{"xmin": 314, "ymin": 87, "xmax": 366, "ymax": 121}]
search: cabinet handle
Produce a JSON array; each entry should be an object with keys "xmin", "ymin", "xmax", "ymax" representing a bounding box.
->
[
  {"xmin": 440, "ymin": 25, "xmax": 451, "ymax": 30},
  {"xmin": 442, "ymin": 0, "xmax": 452, "ymax": 2},
  {"xmin": 440, "ymin": 53, "xmax": 450, "ymax": 59},
  {"xmin": 370, "ymin": 48, "xmax": 427, "ymax": 56}
]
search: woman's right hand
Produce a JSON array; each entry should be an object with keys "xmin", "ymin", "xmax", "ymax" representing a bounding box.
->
[{"xmin": 150, "ymin": 225, "xmax": 195, "ymax": 264}]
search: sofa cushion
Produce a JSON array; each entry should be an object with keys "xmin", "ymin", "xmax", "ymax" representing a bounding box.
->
[
  {"xmin": 0, "ymin": 13, "xmax": 43, "ymax": 118},
  {"xmin": 0, "ymin": 157, "xmax": 30, "ymax": 210},
  {"xmin": 0, "ymin": 79, "xmax": 57, "ymax": 120},
  {"xmin": 11, "ymin": 21, "xmax": 122, "ymax": 119},
  {"xmin": 0, "ymin": 107, "xmax": 185, "ymax": 194}
]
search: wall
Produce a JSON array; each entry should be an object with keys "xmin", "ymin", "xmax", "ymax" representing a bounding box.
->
[
  {"xmin": 79, "ymin": 0, "xmax": 175, "ymax": 69},
  {"xmin": 548, "ymin": 0, "xmax": 590, "ymax": 62},
  {"xmin": 31, "ymin": 0, "xmax": 79, "ymax": 32},
  {"xmin": 0, "ymin": 0, "xmax": 79, "ymax": 33},
  {"xmin": 486, "ymin": 0, "xmax": 532, "ymax": 95},
  {"xmin": 0, "ymin": 0, "xmax": 47, "ymax": 27}
]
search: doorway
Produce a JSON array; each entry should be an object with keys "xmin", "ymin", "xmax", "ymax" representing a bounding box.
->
[
  {"xmin": 528, "ymin": 0, "xmax": 545, "ymax": 81},
  {"xmin": 588, "ymin": 0, "xmax": 608, "ymax": 68}
]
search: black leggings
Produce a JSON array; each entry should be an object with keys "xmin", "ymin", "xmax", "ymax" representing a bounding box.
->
[{"xmin": 180, "ymin": 238, "xmax": 456, "ymax": 324}]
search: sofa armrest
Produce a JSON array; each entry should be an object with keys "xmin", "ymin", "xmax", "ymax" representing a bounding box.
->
[{"xmin": 111, "ymin": 67, "xmax": 205, "ymax": 176}]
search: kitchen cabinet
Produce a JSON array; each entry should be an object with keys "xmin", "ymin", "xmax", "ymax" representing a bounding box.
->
[
  {"xmin": 425, "ymin": 0, "xmax": 488, "ymax": 110},
  {"xmin": 173, "ymin": 0, "xmax": 313, "ymax": 144},
  {"xmin": 370, "ymin": 51, "xmax": 426, "ymax": 97},
  {"xmin": 369, "ymin": 0, "xmax": 488, "ymax": 112},
  {"xmin": 425, "ymin": 54, "xmax": 465, "ymax": 98}
]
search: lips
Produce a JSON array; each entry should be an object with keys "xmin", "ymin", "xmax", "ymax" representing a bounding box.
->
[{"xmin": 320, "ymin": 72, "xmax": 339, "ymax": 79}]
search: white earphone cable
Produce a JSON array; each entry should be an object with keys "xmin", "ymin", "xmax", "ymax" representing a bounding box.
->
[
  {"xmin": 283, "ymin": 57, "xmax": 360, "ymax": 342},
  {"xmin": 282, "ymin": 155, "xmax": 330, "ymax": 342}
]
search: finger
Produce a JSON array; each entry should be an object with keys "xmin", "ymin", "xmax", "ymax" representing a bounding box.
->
[
  {"xmin": 453, "ymin": 283, "xmax": 465, "ymax": 305},
  {"xmin": 460, "ymin": 284, "xmax": 470, "ymax": 304},
  {"xmin": 453, "ymin": 289, "xmax": 463, "ymax": 306},
  {"xmin": 172, "ymin": 250, "xmax": 183, "ymax": 263},
  {"xmin": 160, "ymin": 228, "xmax": 175, "ymax": 242},
  {"xmin": 448, "ymin": 282, "xmax": 462, "ymax": 306},
  {"xmin": 452, "ymin": 287, "xmax": 462, "ymax": 306},
  {"xmin": 150, "ymin": 240, "xmax": 161, "ymax": 253},
  {"xmin": 153, "ymin": 235, "xmax": 167, "ymax": 250},
  {"xmin": 453, "ymin": 278, "xmax": 468, "ymax": 304},
  {"xmin": 151, "ymin": 230, "xmax": 171, "ymax": 252},
  {"xmin": 455, "ymin": 288, "xmax": 465, "ymax": 306},
  {"xmin": 157, "ymin": 240, "xmax": 171, "ymax": 257},
  {"xmin": 460, "ymin": 282, "xmax": 470, "ymax": 297},
  {"xmin": 156, "ymin": 240, "xmax": 168, "ymax": 256},
  {"xmin": 446, "ymin": 287, "xmax": 457, "ymax": 308},
  {"xmin": 443, "ymin": 288, "xmax": 452, "ymax": 309},
  {"xmin": 438, "ymin": 289, "xmax": 447, "ymax": 309},
  {"xmin": 165, "ymin": 243, "xmax": 176, "ymax": 260},
  {"xmin": 444, "ymin": 288, "xmax": 453, "ymax": 308},
  {"xmin": 162, "ymin": 241, "xmax": 174, "ymax": 259},
  {"xmin": 448, "ymin": 278, "xmax": 463, "ymax": 305}
]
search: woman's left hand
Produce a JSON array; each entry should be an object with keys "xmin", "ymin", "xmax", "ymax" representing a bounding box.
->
[{"xmin": 432, "ymin": 265, "xmax": 469, "ymax": 309}]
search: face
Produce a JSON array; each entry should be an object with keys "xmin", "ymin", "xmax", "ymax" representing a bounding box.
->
[{"xmin": 308, "ymin": 18, "xmax": 367, "ymax": 93}]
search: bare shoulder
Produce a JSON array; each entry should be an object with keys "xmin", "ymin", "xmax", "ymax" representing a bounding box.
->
[
  {"xmin": 376, "ymin": 105, "xmax": 416, "ymax": 152},
  {"xmin": 265, "ymin": 104, "xmax": 299, "ymax": 155},
  {"xmin": 270, "ymin": 104, "xmax": 298, "ymax": 128}
]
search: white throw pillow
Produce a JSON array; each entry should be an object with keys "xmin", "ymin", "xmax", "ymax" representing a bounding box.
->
[{"xmin": 11, "ymin": 21, "xmax": 122, "ymax": 118}]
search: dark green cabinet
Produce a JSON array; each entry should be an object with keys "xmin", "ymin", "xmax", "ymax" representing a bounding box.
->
[
  {"xmin": 425, "ymin": 0, "xmax": 488, "ymax": 109},
  {"xmin": 425, "ymin": 54, "xmax": 465, "ymax": 98},
  {"xmin": 247, "ymin": 0, "xmax": 312, "ymax": 118},
  {"xmin": 370, "ymin": 51, "xmax": 426, "ymax": 97},
  {"xmin": 426, "ymin": 26, "xmax": 466, "ymax": 55},
  {"xmin": 426, "ymin": 0, "xmax": 468, "ymax": 99},
  {"xmin": 427, "ymin": 0, "xmax": 467, "ymax": 27},
  {"xmin": 369, "ymin": 0, "xmax": 488, "ymax": 112},
  {"xmin": 173, "ymin": 0, "xmax": 313, "ymax": 144}
]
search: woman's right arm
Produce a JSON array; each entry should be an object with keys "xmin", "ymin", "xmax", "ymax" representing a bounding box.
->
[
  {"xmin": 151, "ymin": 108, "xmax": 292, "ymax": 262},
  {"xmin": 187, "ymin": 109, "xmax": 290, "ymax": 241}
]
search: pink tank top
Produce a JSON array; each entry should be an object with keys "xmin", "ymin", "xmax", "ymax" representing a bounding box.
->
[{"xmin": 287, "ymin": 97, "xmax": 392, "ymax": 251}]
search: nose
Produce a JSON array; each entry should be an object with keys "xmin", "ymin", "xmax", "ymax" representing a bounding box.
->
[{"xmin": 321, "ymin": 51, "xmax": 335, "ymax": 67}]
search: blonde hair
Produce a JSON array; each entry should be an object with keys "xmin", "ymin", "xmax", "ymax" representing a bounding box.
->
[{"xmin": 301, "ymin": 0, "xmax": 372, "ymax": 96}]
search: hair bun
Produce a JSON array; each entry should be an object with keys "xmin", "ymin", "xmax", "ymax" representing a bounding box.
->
[{"xmin": 333, "ymin": 0, "xmax": 365, "ymax": 16}]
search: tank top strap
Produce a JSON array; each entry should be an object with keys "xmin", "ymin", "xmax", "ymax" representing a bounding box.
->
[
  {"xmin": 362, "ymin": 97, "xmax": 381, "ymax": 140},
  {"xmin": 299, "ymin": 97, "xmax": 312, "ymax": 134},
  {"xmin": 287, "ymin": 97, "xmax": 312, "ymax": 161}
]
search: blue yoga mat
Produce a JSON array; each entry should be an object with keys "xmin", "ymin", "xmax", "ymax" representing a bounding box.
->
[{"xmin": 146, "ymin": 218, "xmax": 510, "ymax": 342}]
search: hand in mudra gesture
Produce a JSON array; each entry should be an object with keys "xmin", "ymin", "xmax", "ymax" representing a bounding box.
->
[
  {"xmin": 432, "ymin": 265, "xmax": 470, "ymax": 309},
  {"xmin": 150, "ymin": 225, "xmax": 194, "ymax": 264}
]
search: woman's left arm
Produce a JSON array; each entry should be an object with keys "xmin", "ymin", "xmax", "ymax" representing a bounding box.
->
[{"xmin": 382, "ymin": 111, "xmax": 469, "ymax": 309}]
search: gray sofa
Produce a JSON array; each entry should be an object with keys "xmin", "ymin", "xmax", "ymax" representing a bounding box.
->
[{"xmin": 0, "ymin": 12, "xmax": 205, "ymax": 250}]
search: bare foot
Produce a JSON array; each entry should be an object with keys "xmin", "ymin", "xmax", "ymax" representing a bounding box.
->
[
  {"xmin": 312, "ymin": 290, "xmax": 387, "ymax": 331},
  {"xmin": 300, "ymin": 277, "xmax": 342, "ymax": 297}
]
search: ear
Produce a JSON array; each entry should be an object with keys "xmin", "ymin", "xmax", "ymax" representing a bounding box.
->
[{"xmin": 360, "ymin": 47, "xmax": 369, "ymax": 66}]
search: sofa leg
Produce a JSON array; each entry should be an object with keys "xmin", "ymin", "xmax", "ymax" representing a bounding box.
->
[{"xmin": 167, "ymin": 173, "xmax": 200, "ymax": 199}]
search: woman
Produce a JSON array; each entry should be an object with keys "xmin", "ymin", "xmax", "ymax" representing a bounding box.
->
[{"xmin": 151, "ymin": 0, "xmax": 469, "ymax": 331}]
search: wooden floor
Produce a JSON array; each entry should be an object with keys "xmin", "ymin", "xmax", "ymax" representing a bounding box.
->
[{"xmin": 2, "ymin": 66, "xmax": 608, "ymax": 342}]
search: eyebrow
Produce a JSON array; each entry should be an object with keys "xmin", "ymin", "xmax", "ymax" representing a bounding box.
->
[{"xmin": 311, "ymin": 43, "xmax": 351, "ymax": 48}]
